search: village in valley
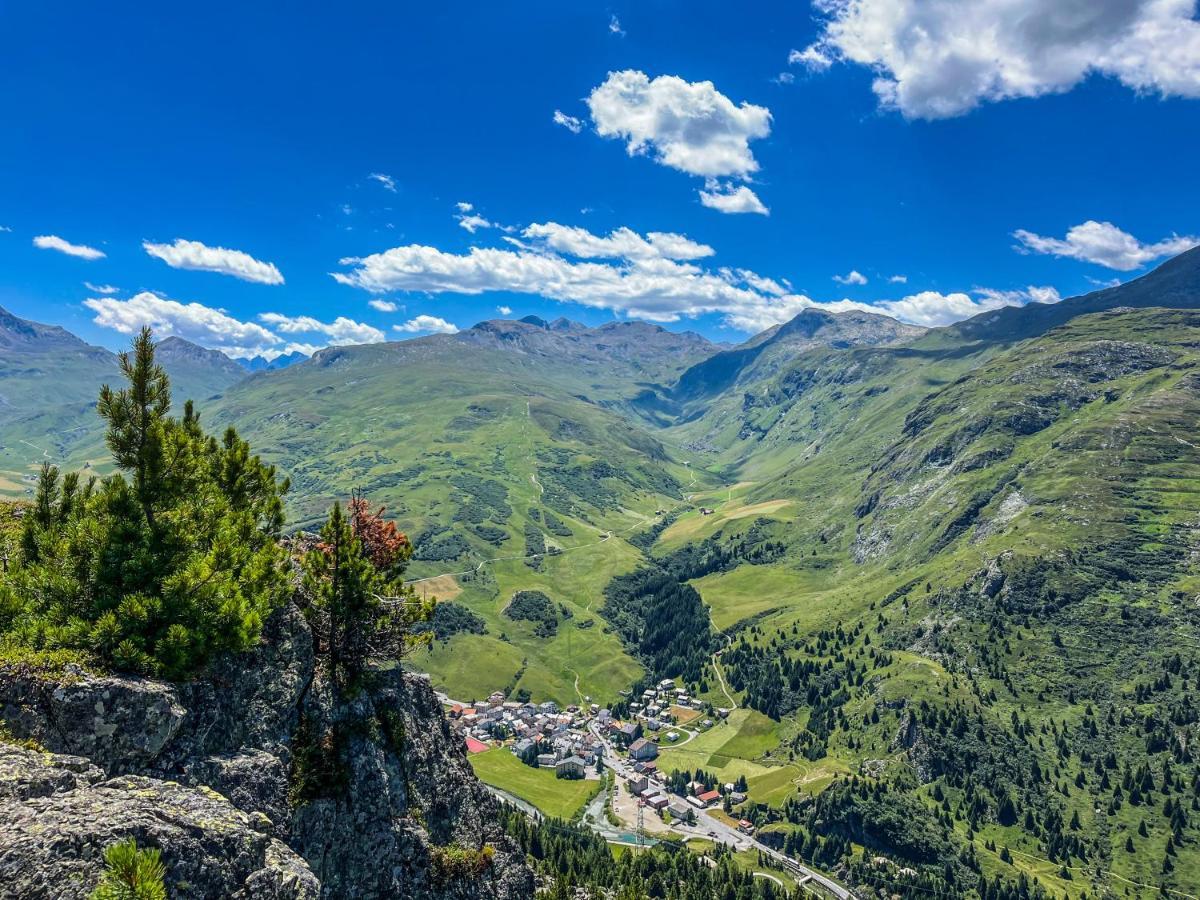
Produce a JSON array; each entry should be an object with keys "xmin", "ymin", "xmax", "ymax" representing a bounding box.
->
[{"xmin": 445, "ymin": 677, "xmax": 758, "ymax": 838}]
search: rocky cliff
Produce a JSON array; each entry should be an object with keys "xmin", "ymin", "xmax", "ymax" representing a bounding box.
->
[{"xmin": 0, "ymin": 603, "xmax": 534, "ymax": 899}]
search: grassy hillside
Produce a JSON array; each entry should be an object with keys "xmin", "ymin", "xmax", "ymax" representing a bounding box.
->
[
  {"xmin": 645, "ymin": 306, "xmax": 1200, "ymax": 897},
  {"xmin": 8, "ymin": 251, "xmax": 1200, "ymax": 896},
  {"xmin": 199, "ymin": 329, "xmax": 725, "ymax": 702}
]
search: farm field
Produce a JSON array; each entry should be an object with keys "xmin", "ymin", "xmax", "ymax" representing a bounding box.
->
[{"xmin": 468, "ymin": 748, "xmax": 601, "ymax": 820}]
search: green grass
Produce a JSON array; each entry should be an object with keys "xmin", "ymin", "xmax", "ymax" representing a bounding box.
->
[
  {"xmin": 691, "ymin": 565, "xmax": 818, "ymax": 632},
  {"xmin": 468, "ymin": 748, "xmax": 600, "ymax": 819},
  {"xmin": 659, "ymin": 709, "xmax": 792, "ymax": 803}
]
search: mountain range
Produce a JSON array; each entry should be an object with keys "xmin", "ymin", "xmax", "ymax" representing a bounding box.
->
[{"xmin": 5, "ymin": 247, "xmax": 1200, "ymax": 895}]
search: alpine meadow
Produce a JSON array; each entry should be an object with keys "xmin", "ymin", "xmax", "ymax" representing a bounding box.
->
[{"xmin": 3, "ymin": 3, "xmax": 1200, "ymax": 899}]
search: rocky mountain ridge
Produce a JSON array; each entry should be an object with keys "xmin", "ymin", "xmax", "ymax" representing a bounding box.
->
[{"xmin": 0, "ymin": 600, "xmax": 533, "ymax": 899}]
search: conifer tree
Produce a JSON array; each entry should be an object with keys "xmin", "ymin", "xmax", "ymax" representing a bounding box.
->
[
  {"xmin": 0, "ymin": 328, "xmax": 290, "ymax": 678},
  {"xmin": 303, "ymin": 499, "xmax": 432, "ymax": 692}
]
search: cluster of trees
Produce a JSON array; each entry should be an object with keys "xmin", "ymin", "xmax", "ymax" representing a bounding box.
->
[
  {"xmin": 655, "ymin": 519, "xmax": 785, "ymax": 582},
  {"xmin": 663, "ymin": 767, "xmax": 746, "ymax": 797},
  {"xmin": 498, "ymin": 807, "xmax": 791, "ymax": 900},
  {"xmin": 0, "ymin": 329, "xmax": 431, "ymax": 689},
  {"xmin": 0, "ymin": 330, "xmax": 291, "ymax": 678},
  {"xmin": 413, "ymin": 601, "xmax": 487, "ymax": 641},
  {"xmin": 601, "ymin": 569, "xmax": 714, "ymax": 683},
  {"xmin": 723, "ymin": 622, "xmax": 871, "ymax": 762},
  {"xmin": 503, "ymin": 589, "xmax": 568, "ymax": 638}
]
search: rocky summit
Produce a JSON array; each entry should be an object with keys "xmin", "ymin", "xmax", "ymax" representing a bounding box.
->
[{"xmin": 0, "ymin": 602, "xmax": 534, "ymax": 900}]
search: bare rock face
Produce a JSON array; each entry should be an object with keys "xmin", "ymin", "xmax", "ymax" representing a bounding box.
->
[
  {"xmin": 0, "ymin": 602, "xmax": 535, "ymax": 900},
  {"xmin": 0, "ymin": 670, "xmax": 185, "ymax": 774},
  {"xmin": 289, "ymin": 672, "xmax": 534, "ymax": 900},
  {"xmin": 0, "ymin": 744, "xmax": 320, "ymax": 899}
]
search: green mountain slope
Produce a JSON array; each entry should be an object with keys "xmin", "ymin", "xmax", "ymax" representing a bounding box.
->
[
  {"xmin": 645, "ymin": 302, "xmax": 1200, "ymax": 896},
  {"xmin": 671, "ymin": 307, "xmax": 926, "ymax": 408},
  {"xmin": 0, "ymin": 308, "xmax": 249, "ymax": 495},
  {"xmin": 8, "ymin": 248, "xmax": 1200, "ymax": 896},
  {"xmin": 197, "ymin": 320, "xmax": 722, "ymax": 702}
]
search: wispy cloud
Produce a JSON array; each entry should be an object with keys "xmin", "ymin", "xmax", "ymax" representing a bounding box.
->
[
  {"xmin": 369, "ymin": 299, "xmax": 399, "ymax": 312},
  {"xmin": 368, "ymin": 172, "xmax": 397, "ymax": 192},
  {"xmin": 34, "ymin": 234, "xmax": 105, "ymax": 260},
  {"xmin": 833, "ymin": 269, "xmax": 867, "ymax": 286},
  {"xmin": 84, "ymin": 281, "xmax": 120, "ymax": 295},
  {"xmin": 553, "ymin": 110, "xmax": 584, "ymax": 134}
]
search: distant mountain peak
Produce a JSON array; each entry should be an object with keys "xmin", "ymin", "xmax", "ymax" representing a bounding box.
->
[
  {"xmin": 673, "ymin": 306, "xmax": 926, "ymax": 402},
  {"xmin": 945, "ymin": 243, "xmax": 1200, "ymax": 344},
  {"xmin": 154, "ymin": 336, "xmax": 246, "ymax": 381},
  {"xmin": 0, "ymin": 305, "xmax": 96, "ymax": 352},
  {"xmin": 238, "ymin": 350, "xmax": 310, "ymax": 373}
]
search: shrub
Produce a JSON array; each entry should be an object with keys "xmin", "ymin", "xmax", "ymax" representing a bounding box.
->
[
  {"xmin": 89, "ymin": 838, "xmax": 167, "ymax": 900},
  {"xmin": 430, "ymin": 844, "xmax": 494, "ymax": 884}
]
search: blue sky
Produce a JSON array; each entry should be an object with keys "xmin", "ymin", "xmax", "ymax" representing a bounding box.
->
[{"xmin": 2, "ymin": 0, "xmax": 1199, "ymax": 358}]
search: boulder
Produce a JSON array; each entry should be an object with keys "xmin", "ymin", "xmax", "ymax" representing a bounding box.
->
[
  {"xmin": 0, "ymin": 744, "xmax": 320, "ymax": 899},
  {"xmin": 0, "ymin": 669, "xmax": 184, "ymax": 774}
]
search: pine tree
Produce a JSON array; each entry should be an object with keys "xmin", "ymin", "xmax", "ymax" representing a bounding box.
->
[
  {"xmin": 1, "ymin": 328, "xmax": 290, "ymax": 678},
  {"xmin": 303, "ymin": 499, "xmax": 433, "ymax": 691},
  {"xmin": 89, "ymin": 838, "xmax": 166, "ymax": 900},
  {"xmin": 97, "ymin": 328, "xmax": 171, "ymax": 534}
]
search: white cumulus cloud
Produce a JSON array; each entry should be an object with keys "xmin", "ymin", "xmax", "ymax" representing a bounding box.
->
[
  {"xmin": 522, "ymin": 222, "xmax": 714, "ymax": 260},
  {"xmin": 369, "ymin": 299, "xmax": 399, "ymax": 312},
  {"xmin": 871, "ymin": 286, "xmax": 1059, "ymax": 327},
  {"xmin": 393, "ymin": 315, "xmax": 459, "ymax": 335},
  {"xmin": 497, "ymin": 305, "xmax": 513, "ymax": 315},
  {"xmin": 799, "ymin": 0, "xmax": 1200, "ymax": 119},
  {"xmin": 553, "ymin": 110, "xmax": 584, "ymax": 133},
  {"xmin": 888, "ymin": 274, "xmax": 908, "ymax": 284},
  {"xmin": 587, "ymin": 70, "xmax": 772, "ymax": 179},
  {"xmin": 332, "ymin": 217, "xmax": 1061, "ymax": 334},
  {"xmin": 143, "ymin": 238, "xmax": 284, "ymax": 285},
  {"xmin": 698, "ymin": 182, "xmax": 769, "ymax": 215},
  {"xmin": 34, "ymin": 234, "xmax": 105, "ymax": 260},
  {"xmin": 84, "ymin": 291, "xmax": 280, "ymax": 357},
  {"xmin": 833, "ymin": 269, "xmax": 868, "ymax": 285},
  {"xmin": 1013, "ymin": 220, "xmax": 1199, "ymax": 270},
  {"xmin": 258, "ymin": 312, "xmax": 384, "ymax": 344},
  {"xmin": 84, "ymin": 281, "xmax": 120, "ymax": 294},
  {"xmin": 457, "ymin": 213, "xmax": 494, "ymax": 234}
]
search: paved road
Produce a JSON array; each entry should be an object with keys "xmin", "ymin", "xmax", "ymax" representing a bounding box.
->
[{"xmin": 587, "ymin": 723, "xmax": 856, "ymax": 899}]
